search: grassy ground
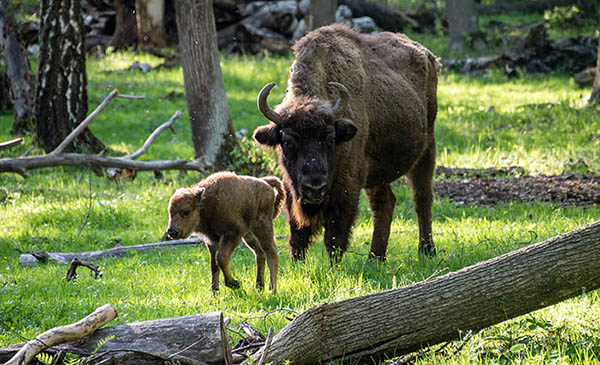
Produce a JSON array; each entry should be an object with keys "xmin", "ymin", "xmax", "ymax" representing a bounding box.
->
[{"xmin": 1, "ymin": 37, "xmax": 600, "ymax": 365}]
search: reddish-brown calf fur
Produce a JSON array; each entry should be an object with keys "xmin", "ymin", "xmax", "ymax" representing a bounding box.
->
[{"xmin": 162, "ymin": 171, "xmax": 284, "ymax": 292}]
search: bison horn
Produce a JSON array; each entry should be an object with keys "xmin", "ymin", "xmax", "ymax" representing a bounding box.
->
[
  {"xmin": 328, "ymin": 82, "xmax": 349, "ymax": 117},
  {"xmin": 257, "ymin": 82, "xmax": 282, "ymax": 124}
]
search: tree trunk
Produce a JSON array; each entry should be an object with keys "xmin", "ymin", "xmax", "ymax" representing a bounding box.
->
[
  {"xmin": 252, "ymin": 221, "xmax": 600, "ymax": 364},
  {"xmin": 135, "ymin": 0, "xmax": 167, "ymax": 49},
  {"xmin": 0, "ymin": 0, "xmax": 35, "ymax": 135},
  {"xmin": 0, "ymin": 312, "xmax": 233, "ymax": 365},
  {"xmin": 110, "ymin": 0, "xmax": 137, "ymax": 49},
  {"xmin": 337, "ymin": 0, "xmax": 414, "ymax": 32},
  {"xmin": 446, "ymin": 0, "xmax": 486, "ymax": 53},
  {"xmin": 590, "ymin": 39, "xmax": 600, "ymax": 104},
  {"xmin": 174, "ymin": 0, "xmax": 237, "ymax": 167},
  {"xmin": 307, "ymin": 0, "xmax": 336, "ymax": 31},
  {"xmin": 34, "ymin": 0, "xmax": 105, "ymax": 153}
]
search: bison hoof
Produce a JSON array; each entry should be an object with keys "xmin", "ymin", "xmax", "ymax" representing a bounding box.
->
[
  {"xmin": 418, "ymin": 244, "xmax": 436, "ymax": 257},
  {"xmin": 366, "ymin": 253, "xmax": 386, "ymax": 264},
  {"xmin": 211, "ymin": 283, "xmax": 219, "ymax": 291},
  {"xmin": 225, "ymin": 279, "xmax": 240, "ymax": 289}
]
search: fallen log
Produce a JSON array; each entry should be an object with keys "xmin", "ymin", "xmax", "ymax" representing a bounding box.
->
[
  {"xmin": 337, "ymin": 0, "xmax": 417, "ymax": 32},
  {"xmin": 252, "ymin": 220, "xmax": 600, "ymax": 364},
  {"xmin": 19, "ymin": 238, "xmax": 204, "ymax": 266},
  {"xmin": 2, "ymin": 304, "xmax": 117, "ymax": 365},
  {"xmin": 0, "ymin": 311, "xmax": 232, "ymax": 365}
]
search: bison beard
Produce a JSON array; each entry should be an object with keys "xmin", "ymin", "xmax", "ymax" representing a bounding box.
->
[{"xmin": 253, "ymin": 24, "xmax": 439, "ymax": 262}]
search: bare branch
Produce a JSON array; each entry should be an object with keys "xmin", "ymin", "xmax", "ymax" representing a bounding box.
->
[
  {"xmin": 0, "ymin": 138, "xmax": 23, "ymax": 151},
  {"xmin": 51, "ymin": 89, "xmax": 119, "ymax": 155},
  {"xmin": 65, "ymin": 258, "xmax": 103, "ymax": 281},
  {"xmin": 116, "ymin": 93, "xmax": 145, "ymax": 100},
  {"xmin": 126, "ymin": 109, "xmax": 183, "ymax": 160}
]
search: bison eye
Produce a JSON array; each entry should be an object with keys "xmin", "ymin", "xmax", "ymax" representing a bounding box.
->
[
  {"xmin": 181, "ymin": 210, "xmax": 191, "ymax": 217},
  {"xmin": 282, "ymin": 134, "xmax": 296, "ymax": 150}
]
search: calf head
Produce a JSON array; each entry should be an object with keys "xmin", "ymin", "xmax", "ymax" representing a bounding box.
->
[
  {"xmin": 162, "ymin": 187, "xmax": 204, "ymax": 241},
  {"xmin": 253, "ymin": 82, "xmax": 357, "ymax": 222}
]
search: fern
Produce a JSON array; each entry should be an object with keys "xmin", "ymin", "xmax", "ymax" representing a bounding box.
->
[
  {"xmin": 91, "ymin": 335, "xmax": 115, "ymax": 355},
  {"xmin": 63, "ymin": 352, "xmax": 81, "ymax": 365},
  {"xmin": 35, "ymin": 352, "xmax": 53, "ymax": 365}
]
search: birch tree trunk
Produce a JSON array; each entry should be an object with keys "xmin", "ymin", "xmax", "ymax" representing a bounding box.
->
[
  {"xmin": 174, "ymin": 0, "xmax": 237, "ymax": 167},
  {"xmin": 34, "ymin": 0, "xmax": 105, "ymax": 153},
  {"xmin": 252, "ymin": 221, "xmax": 600, "ymax": 364}
]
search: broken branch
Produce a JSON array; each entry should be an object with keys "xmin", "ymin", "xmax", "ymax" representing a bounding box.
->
[
  {"xmin": 65, "ymin": 258, "xmax": 103, "ymax": 281},
  {"xmin": 0, "ymin": 138, "xmax": 23, "ymax": 151},
  {"xmin": 125, "ymin": 109, "xmax": 182, "ymax": 160}
]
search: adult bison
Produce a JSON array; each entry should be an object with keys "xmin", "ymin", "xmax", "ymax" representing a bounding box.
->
[{"xmin": 253, "ymin": 24, "xmax": 439, "ymax": 261}]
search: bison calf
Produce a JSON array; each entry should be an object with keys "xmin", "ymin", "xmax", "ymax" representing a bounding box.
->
[{"xmin": 162, "ymin": 171, "xmax": 284, "ymax": 292}]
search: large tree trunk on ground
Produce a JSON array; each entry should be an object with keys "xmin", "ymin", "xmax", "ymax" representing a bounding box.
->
[
  {"xmin": 590, "ymin": 39, "xmax": 600, "ymax": 104},
  {"xmin": 307, "ymin": 0, "xmax": 336, "ymax": 31},
  {"xmin": 135, "ymin": 0, "xmax": 167, "ymax": 49},
  {"xmin": 174, "ymin": 0, "xmax": 237, "ymax": 167},
  {"xmin": 337, "ymin": 0, "xmax": 415, "ymax": 32},
  {"xmin": 35, "ymin": 0, "xmax": 105, "ymax": 153},
  {"xmin": 0, "ymin": 311, "xmax": 233, "ymax": 365},
  {"xmin": 252, "ymin": 221, "xmax": 600, "ymax": 364},
  {"xmin": 110, "ymin": 0, "xmax": 137, "ymax": 49},
  {"xmin": 0, "ymin": 0, "xmax": 35, "ymax": 135}
]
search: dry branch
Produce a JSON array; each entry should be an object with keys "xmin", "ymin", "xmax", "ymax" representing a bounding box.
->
[
  {"xmin": 65, "ymin": 258, "xmax": 103, "ymax": 281},
  {"xmin": 0, "ymin": 90, "xmax": 205, "ymax": 176},
  {"xmin": 2, "ymin": 304, "xmax": 117, "ymax": 365},
  {"xmin": 252, "ymin": 220, "xmax": 600, "ymax": 364},
  {"xmin": 0, "ymin": 312, "xmax": 232, "ymax": 365},
  {"xmin": 19, "ymin": 238, "xmax": 204, "ymax": 266},
  {"xmin": 0, "ymin": 138, "xmax": 23, "ymax": 151}
]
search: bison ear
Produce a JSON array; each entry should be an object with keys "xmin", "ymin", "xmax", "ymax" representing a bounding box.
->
[
  {"xmin": 253, "ymin": 124, "xmax": 281, "ymax": 146},
  {"xmin": 192, "ymin": 187, "xmax": 205, "ymax": 207},
  {"xmin": 334, "ymin": 119, "xmax": 357, "ymax": 143}
]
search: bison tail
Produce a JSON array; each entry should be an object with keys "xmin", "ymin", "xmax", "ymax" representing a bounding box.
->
[{"xmin": 262, "ymin": 176, "xmax": 285, "ymax": 218}]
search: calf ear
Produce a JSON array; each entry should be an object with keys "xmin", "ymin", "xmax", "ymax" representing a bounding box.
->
[
  {"xmin": 334, "ymin": 119, "xmax": 358, "ymax": 143},
  {"xmin": 192, "ymin": 187, "xmax": 205, "ymax": 207},
  {"xmin": 253, "ymin": 125, "xmax": 281, "ymax": 146}
]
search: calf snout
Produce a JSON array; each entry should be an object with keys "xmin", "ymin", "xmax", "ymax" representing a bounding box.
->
[
  {"xmin": 163, "ymin": 228, "xmax": 179, "ymax": 241},
  {"xmin": 300, "ymin": 176, "xmax": 328, "ymax": 203}
]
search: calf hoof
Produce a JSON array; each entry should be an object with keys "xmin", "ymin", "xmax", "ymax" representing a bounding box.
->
[
  {"xmin": 225, "ymin": 279, "xmax": 240, "ymax": 289},
  {"xmin": 366, "ymin": 252, "xmax": 385, "ymax": 264},
  {"xmin": 211, "ymin": 283, "xmax": 219, "ymax": 291},
  {"xmin": 256, "ymin": 281, "xmax": 265, "ymax": 291}
]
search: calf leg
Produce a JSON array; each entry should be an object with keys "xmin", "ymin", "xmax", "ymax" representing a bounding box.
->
[
  {"xmin": 324, "ymin": 189, "xmax": 360, "ymax": 263},
  {"xmin": 252, "ymin": 220, "xmax": 279, "ymax": 293},
  {"xmin": 365, "ymin": 183, "xmax": 396, "ymax": 261},
  {"xmin": 244, "ymin": 233, "xmax": 266, "ymax": 290},
  {"xmin": 216, "ymin": 234, "xmax": 241, "ymax": 289},
  {"xmin": 207, "ymin": 242, "xmax": 220, "ymax": 291},
  {"xmin": 407, "ymin": 139, "xmax": 436, "ymax": 256}
]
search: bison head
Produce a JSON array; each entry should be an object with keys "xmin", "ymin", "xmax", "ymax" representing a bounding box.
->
[
  {"xmin": 162, "ymin": 187, "xmax": 204, "ymax": 241},
  {"xmin": 253, "ymin": 82, "xmax": 357, "ymax": 220}
]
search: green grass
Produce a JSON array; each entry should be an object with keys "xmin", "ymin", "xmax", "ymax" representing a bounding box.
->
[{"xmin": 1, "ymin": 46, "xmax": 600, "ymax": 364}]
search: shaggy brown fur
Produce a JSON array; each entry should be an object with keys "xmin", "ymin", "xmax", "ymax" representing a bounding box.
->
[
  {"xmin": 253, "ymin": 24, "xmax": 439, "ymax": 261},
  {"xmin": 162, "ymin": 171, "xmax": 284, "ymax": 292}
]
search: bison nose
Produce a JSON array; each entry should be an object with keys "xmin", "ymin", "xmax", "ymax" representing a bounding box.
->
[
  {"xmin": 301, "ymin": 179, "xmax": 327, "ymax": 202},
  {"xmin": 163, "ymin": 228, "xmax": 179, "ymax": 241}
]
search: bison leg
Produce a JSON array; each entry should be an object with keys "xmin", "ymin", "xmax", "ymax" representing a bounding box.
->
[
  {"xmin": 408, "ymin": 139, "xmax": 436, "ymax": 257},
  {"xmin": 207, "ymin": 242, "xmax": 220, "ymax": 291},
  {"xmin": 365, "ymin": 183, "xmax": 397, "ymax": 261},
  {"xmin": 324, "ymin": 191, "xmax": 359, "ymax": 263},
  {"xmin": 251, "ymin": 220, "xmax": 279, "ymax": 293},
  {"xmin": 243, "ymin": 233, "xmax": 266, "ymax": 290},
  {"xmin": 216, "ymin": 235, "xmax": 241, "ymax": 289}
]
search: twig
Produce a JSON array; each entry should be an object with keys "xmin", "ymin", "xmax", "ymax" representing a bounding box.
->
[
  {"xmin": 65, "ymin": 258, "xmax": 103, "ymax": 281},
  {"xmin": 0, "ymin": 138, "xmax": 23, "ymax": 151},
  {"xmin": 116, "ymin": 94, "xmax": 145, "ymax": 100},
  {"xmin": 51, "ymin": 89, "xmax": 119, "ymax": 155},
  {"xmin": 257, "ymin": 327, "xmax": 273, "ymax": 365},
  {"xmin": 125, "ymin": 109, "xmax": 183, "ymax": 160}
]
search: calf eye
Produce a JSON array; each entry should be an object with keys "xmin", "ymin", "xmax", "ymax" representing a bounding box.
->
[{"xmin": 181, "ymin": 210, "xmax": 191, "ymax": 217}]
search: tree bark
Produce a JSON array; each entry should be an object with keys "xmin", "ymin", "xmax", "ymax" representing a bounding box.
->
[
  {"xmin": 135, "ymin": 0, "xmax": 167, "ymax": 49},
  {"xmin": 252, "ymin": 221, "xmax": 600, "ymax": 364},
  {"xmin": 337, "ymin": 0, "xmax": 415, "ymax": 32},
  {"xmin": 35, "ymin": 0, "xmax": 105, "ymax": 153},
  {"xmin": 110, "ymin": 0, "xmax": 137, "ymax": 49},
  {"xmin": 0, "ymin": 311, "xmax": 233, "ymax": 365},
  {"xmin": 590, "ymin": 38, "xmax": 600, "ymax": 104},
  {"xmin": 307, "ymin": 0, "xmax": 336, "ymax": 31},
  {"xmin": 174, "ymin": 0, "xmax": 237, "ymax": 168},
  {"xmin": 0, "ymin": 0, "xmax": 35, "ymax": 135},
  {"xmin": 446, "ymin": 0, "xmax": 486, "ymax": 53}
]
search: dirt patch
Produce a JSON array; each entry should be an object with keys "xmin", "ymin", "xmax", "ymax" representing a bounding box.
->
[{"xmin": 434, "ymin": 167, "xmax": 600, "ymax": 206}]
